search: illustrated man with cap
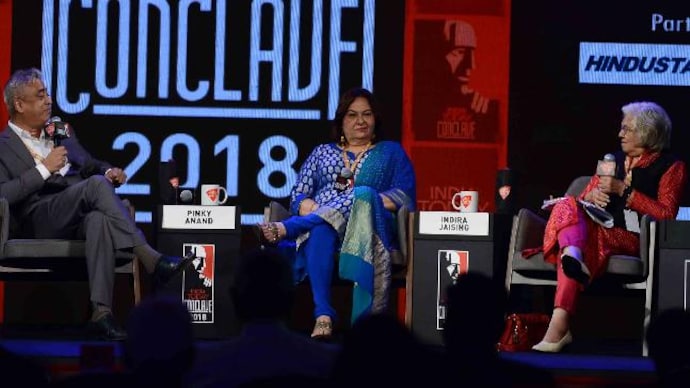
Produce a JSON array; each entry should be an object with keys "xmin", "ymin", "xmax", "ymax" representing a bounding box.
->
[
  {"xmin": 436, "ymin": 20, "xmax": 499, "ymax": 143},
  {"xmin": 184, "ymin": 244, "xmax": 213, "ymax": 293},
  {"xmin": 192, "ymin": 245, "xmax": 213, "ymax": 287}
]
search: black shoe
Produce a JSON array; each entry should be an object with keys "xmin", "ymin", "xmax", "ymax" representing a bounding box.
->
[
  {"xmin": 561, "ymin": 255, "xmax": 591, "ymax": 285},
  {"xmin": 88, "ymin": 313, "xmax": 127, "ymax": 341},
  {"xmin": 153, "ymin": 251, "xmax": 195, "ymax": 284}
]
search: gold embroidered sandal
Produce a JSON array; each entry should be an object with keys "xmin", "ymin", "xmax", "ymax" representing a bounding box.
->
[
  {"xmin": 311, "ymin": 317, "xmax": 333, "ymax": 340},
  {"xmin": 256, "ymin": 222, "xmax": 283, "ymax": 245},
  {"xmin": 267, "ymin": 222, "xmax": 280, "ymax": 243}
]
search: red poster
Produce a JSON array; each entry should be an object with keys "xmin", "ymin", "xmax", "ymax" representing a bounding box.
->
[
  {"xmin": 183, "ymin": 243, "xmax": 216, "ymax": 323},
  {"xmin": 436, "ymin": 249, "xmax": 470, "ymax": 329},
  {"xmin": 403, "ymin": 0, "xmax": 511, "ymax": 212},
  {"xmin": 0, "ymin": 0, "xmax": 10, "ymax": 126},
  {"xmin": 0, "ymin": 0, "xmax": 12, "ymax": 323}
]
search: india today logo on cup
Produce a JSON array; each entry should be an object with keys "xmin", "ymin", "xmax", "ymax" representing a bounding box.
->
[
  {"xmin": 201, "ymin": 184, "xmax": 228, "ymax": 206},
  {"xmin": 451, "ymin": 190, "xmax": 479, "ymax": 212}
]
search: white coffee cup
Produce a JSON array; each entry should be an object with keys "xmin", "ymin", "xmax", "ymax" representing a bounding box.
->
[
  {"xmin": 201, "ymin": 184, "xmax": 228, "ymax": 206},
  {"xmin": 451, "ymin": 190, "xmax": 479, "ymax": 212}
]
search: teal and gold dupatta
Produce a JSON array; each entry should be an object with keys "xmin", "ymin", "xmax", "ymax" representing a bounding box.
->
[{"xmin": 339, "ymin": 141, "xmax": 415, "ymax": 324}]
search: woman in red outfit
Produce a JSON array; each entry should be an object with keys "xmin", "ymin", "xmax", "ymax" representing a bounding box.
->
[{"xmin": 532, "ymin": 101, "xmax": 687, "ymax": 352}]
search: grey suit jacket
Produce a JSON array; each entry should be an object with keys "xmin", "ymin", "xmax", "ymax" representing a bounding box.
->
[{"xmin": 0, "ymin": 125, "xmax": 110, "ymax": 236}]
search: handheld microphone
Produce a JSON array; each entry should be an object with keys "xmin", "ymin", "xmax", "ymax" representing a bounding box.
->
[
  {"xmin": 44, "ymin": 116, "xmax": 71, "ymax": 146},
  {"xmin": 596, "ymin": 153, "xmax": 616, "ymax": 177},
  {"xmin": 179, "ymin": 189, "xmax": 194, "ymax": 204}
]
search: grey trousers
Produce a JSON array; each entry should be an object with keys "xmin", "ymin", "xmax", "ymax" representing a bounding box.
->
[{"xmin": 28, "ymin": 175, "xmax": 146, "ymax": 307}]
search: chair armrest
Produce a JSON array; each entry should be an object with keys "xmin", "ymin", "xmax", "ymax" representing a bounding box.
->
[
  {"xmin": 513, "ymin": 208, "xmax": 547, "ymax": 253},
  {"xmin": 265, "ymin": 201, "xmax": 290, "ymax": 223},
  {"xmin": 639, "ymin": 213, "xmax": 656, "ymax": 277},
  {"xmin": 395, "ymin": 205, "xmax": 410, "ymax": 263}
]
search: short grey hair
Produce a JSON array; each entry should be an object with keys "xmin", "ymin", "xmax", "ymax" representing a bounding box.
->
[
  {"xmin": 621, "ymin": 101, "xmax": 672, "ymax": 152},
  {"xmin": 3, "ymin": 67, "xmax": 44, "ymax": 118}
]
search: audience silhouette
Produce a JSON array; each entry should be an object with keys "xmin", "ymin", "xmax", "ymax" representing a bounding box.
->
[
  {"xmin": 442, "ymin": 271, "xmax": 556, "ymax": 387},
  {"xmin": 646, "ymin": 308, "xmax": 690, "ymax": 387},
  {"xmin": 122, "ymin": 294, "xmax": 196, "ymax": 386},
  {"xmin": 26, "ymin": 246, "xmax": 690, "ymax": 388},
  {"xmin": 50, "ymin": 295, "xmax": 195, "ymax": 387},
  {"xmin": 187, "ymin": 247, "xmax": 338, "ymax": 387},
  {"xmin": 330, "ymin": 312, "xmax": 441, "ymax": 387}
]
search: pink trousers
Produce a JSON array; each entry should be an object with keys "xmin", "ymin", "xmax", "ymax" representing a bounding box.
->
[{"xmin": 554, "ymin": 207, "xmax": 587, "ymax": 315}]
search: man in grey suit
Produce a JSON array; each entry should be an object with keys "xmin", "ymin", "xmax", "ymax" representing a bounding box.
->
[{"xmin": 0, "ymin": 68, "xmax": 194, "ymax": 340}]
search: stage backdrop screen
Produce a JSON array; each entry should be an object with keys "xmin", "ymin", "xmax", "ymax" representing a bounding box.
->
[
  {"xmin": 7, "ymin": 0, "xmax": 690, "ymax": 228},
  {"xmin": 9, "ymin": 0, "xmax": 404, "ymax": 231}
]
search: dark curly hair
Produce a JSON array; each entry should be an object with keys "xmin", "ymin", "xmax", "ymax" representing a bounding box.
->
[{"xmin": 331, "ymin": 87, "xmax": 383, "ymax": 144}]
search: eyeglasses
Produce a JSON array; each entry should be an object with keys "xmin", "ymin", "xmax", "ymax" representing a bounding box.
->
[
  {"xmin": 345, "ymin": 110, "xmax": 374, "ymax": 121},
  {"xmin": 18, "ymin": 91, "xmax": 51, "ymax": 103},
  {"xmin": 619, "ymin": 125, "xmax": 636, "ymax": 135}
]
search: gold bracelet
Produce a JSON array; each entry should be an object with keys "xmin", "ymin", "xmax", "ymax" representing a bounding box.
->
[{"xmin": 296, "ymin": 198, "xmax": 308, "ymax": 215}]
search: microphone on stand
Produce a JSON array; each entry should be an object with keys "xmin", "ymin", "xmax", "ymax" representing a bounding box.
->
[
  {"xmin": 44, "ymin": 116, "xmax": 71, "ymax": 146},
  {"xmin": 179, "ymin": 189, "xmax": 194, "ymax": 204}
]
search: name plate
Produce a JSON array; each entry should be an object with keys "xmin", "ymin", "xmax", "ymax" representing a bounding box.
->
[
  {"xmin": 161, "ymin": 205, "xmax": 236, "ymax": 230},
  {"xmin": 418, "ymin": 211, "xmax": 490, "ymax": 236}
]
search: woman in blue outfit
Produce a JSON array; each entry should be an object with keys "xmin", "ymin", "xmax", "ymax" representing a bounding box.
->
[{"xmin": 259, "ymin": 87, "xmax": 416, "ymax": 339}]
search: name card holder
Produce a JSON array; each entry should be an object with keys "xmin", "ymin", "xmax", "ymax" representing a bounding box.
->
[
  {"xmin": 418, "ymin": 211, "xmax": 490, "ymax": 236},
  {"xmin": 161, "ymin": 205, "xmax": 237, "ymax": 230}
]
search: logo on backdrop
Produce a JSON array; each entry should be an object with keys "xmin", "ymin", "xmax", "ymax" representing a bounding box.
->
[
  {"xmin": 183, "ymin": 243, "xmax": 215, "ymax": 323},
  {"xmin": 436, "ymin": 250, "xmax": 469, "ymax": 329},
  {"xmin": 35, "ymin": 0, "xmax": 380, "ymax": 222},
  {"xmin": 406, "ymin": 6, "xmax": 509, "ymax": 215},
  {"xmin": 40, "ymin": 0, "xmax": 375, "ymax": 120},
  {"xmin": 412, "ymin": 19, "xmax": 500, "ymax": 143},
  {"xmin": 579, "ymin": 42, "xmax": 690, "ymax": 86}
]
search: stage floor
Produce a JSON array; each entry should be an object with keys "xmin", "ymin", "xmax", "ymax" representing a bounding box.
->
[
  {"xmin": 0, "ymin": 332, "xmax": 657, "ymax": 387},
  {"xmin": 0, "ymin": 265, "xmax": 661, "ymax": 386}
]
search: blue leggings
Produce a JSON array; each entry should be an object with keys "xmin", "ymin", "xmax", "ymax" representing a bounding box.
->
[{"xmin": 283, "ymin": 214, "xmax": 339, "ymax": 319}]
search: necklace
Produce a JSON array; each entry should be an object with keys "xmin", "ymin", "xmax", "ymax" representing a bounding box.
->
[{"xmin": 340, "ymin": 143, "xmax": 371, "ymax": 179}]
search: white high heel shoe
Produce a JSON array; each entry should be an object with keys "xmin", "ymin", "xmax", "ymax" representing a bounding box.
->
[{"xmin": 532, "ymin": 331, "xmax": 573, "ymax": 353}]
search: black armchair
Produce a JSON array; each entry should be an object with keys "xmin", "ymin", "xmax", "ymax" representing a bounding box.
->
[
  {"xmin": 263, "ymin": 201, "xmax": 414, "ymax": 319},
  {"xmin": 0, "ymin": 197, "xmax": 142, "ymax": 304},
  {"xmin": 504, "ymin": 176, "xmax": 657, "ymax": 355}
]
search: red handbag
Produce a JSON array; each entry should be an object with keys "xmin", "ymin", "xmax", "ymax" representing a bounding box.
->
[{"xmin": 496, "ymin": 313, "xmax": 550, "ymax": 352}]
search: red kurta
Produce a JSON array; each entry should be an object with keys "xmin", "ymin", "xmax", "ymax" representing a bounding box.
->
[{"xmin": 543, "ymin": 152, "xmax": 687, "ymax": 280}]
